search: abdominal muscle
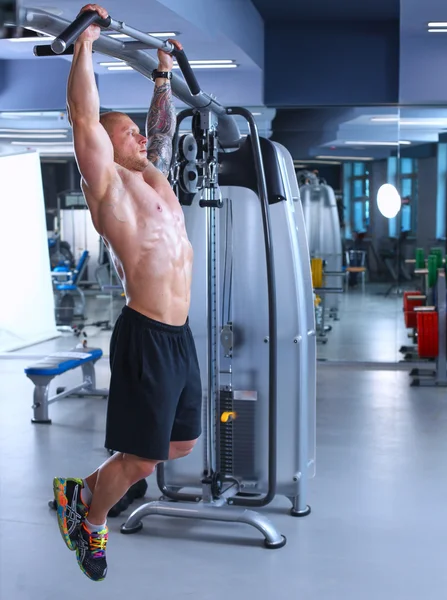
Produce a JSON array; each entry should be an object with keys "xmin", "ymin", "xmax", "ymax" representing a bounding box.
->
[{"xmin": 86, "ymin": 175, "xmax": 193, "ymax": 327}]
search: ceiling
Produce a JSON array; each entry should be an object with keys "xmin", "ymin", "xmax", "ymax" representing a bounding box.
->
[
  {"xmin": 0, "ymin": 0, "xmax": 445, "ymax": 160},
  {"xmin": 251, "ymin": 0, "xmax": 400, "ymax": 22}
]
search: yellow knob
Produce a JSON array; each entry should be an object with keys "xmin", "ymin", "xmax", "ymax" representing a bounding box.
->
[{"xmin": 221, "ymin": 411, "xmax": 237, "ymax": 423}]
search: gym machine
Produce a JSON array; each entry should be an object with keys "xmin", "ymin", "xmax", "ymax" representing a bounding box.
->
[
  {"xmin": 298, "ymin": 170, "xmax": 344, "ymax": 320},
  {"xmin": 25, "ymin": 7, "xmax": 316, "ymax": 548},
  {"xmin": 400, "ymin": 247, "xmax": 447, "ymax": 386}
]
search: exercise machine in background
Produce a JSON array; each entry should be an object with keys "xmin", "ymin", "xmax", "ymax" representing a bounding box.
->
[{"xmin": 26, "ymin": 7, "xmax": 317, "ymax": 548}]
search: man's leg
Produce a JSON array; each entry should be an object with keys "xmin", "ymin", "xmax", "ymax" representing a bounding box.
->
[{"xmin": 85, "ymin": 452, "xmax": 158, "ymax": 526}]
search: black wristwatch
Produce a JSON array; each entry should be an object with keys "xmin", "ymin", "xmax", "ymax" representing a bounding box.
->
[{"xmin": 151, "ymin": 70, "xmax": 173, "ymax": 81}]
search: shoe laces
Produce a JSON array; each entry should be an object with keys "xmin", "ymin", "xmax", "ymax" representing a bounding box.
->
[{"xmin": 84, "ymin": 525, "xmax": 108, "ymax": 556}]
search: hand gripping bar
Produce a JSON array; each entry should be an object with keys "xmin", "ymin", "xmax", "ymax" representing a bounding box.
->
[{"xmin": 51, "ymin": 9, "xmax": 201, "ymax": 96}]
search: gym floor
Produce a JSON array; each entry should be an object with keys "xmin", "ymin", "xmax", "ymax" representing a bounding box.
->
[{"xmin": 1, "ymin": 294, "xmax": 446, "ymax": 599}]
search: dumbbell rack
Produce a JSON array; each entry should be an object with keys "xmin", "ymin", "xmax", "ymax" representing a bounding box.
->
[{"xmin": 409, "ymin": 269, "xmax": 447, "ymax": 387}]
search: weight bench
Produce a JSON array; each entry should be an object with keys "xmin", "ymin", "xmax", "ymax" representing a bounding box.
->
[{"xmin": 25, "ymin": 347, "xmax": 108, "ymax": 423}]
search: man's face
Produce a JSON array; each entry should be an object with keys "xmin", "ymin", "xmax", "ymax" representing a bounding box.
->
[{"xmin": 110, "ymin": 116, "xmax": 149, "ymax": 172}]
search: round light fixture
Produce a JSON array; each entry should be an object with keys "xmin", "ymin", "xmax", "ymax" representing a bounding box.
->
[{"xmin": 377, "ymin": 184, "xmax": 401, "ymax": 219}]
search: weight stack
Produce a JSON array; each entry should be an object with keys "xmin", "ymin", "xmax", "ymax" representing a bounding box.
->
[{"xmin": 218, "ymin": 389, "xmax": 257, "ymax": 482}]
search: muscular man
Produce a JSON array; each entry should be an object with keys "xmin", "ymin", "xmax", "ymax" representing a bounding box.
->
[{"xmin": 52, "ymin": 4, "xmax": 202, "ymax": 582}]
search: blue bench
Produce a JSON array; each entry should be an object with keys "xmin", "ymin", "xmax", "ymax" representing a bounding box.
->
[{"xmin": 25, "ymin": 347, "xmax": 108, "ymax": 423}]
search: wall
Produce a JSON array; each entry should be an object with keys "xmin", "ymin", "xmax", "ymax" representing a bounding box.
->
[
  {"xmin": 0, "ymin": 59, "xmax": 71, "ymax": 111},
  {"xmin": 264, "ymin": 21, "xmax": 399, "ymax": 106}
]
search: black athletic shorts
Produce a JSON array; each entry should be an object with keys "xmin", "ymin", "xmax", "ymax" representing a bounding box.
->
[{"xmin": 104, "ymin": 305, "xmax": 202, "ymax": 461}]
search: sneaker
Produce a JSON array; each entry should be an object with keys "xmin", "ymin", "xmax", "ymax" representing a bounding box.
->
[
  {"xmin": 76, "ymin": 522, "xmax": 108, "ymax": 581},
  {"xmin": 53, "ymin": 477, "xmax": 88, "ymax": 551}
]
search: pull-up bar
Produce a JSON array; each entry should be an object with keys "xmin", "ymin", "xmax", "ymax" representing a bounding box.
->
[
  {"xmin": 50, "ymin": 9, "xmax": 201, "ymax": 96},
  {"xmin": 19, "ymin": 8, "xmax": 241, "ymax": 147}
]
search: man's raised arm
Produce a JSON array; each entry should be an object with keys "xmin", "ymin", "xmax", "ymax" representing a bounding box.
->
[
  {"xmin": 67, "ymin": 4, "xmax": 115, "ymax": 199},
  {"xmin": 145, "ymin": 40, "xmax": 180, "ymax": 176}
]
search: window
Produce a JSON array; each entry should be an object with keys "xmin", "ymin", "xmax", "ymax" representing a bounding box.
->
[
  {"xmin": 350, "ymin": 162, "xmax": 370, "ymax": 233},
  {"xmin": 387, "ymin": 157, "xmax": 417, "ymax": 236},
  {"xmin": 437, "ymin": 143, "xmax": 447, "ymax": 240}
]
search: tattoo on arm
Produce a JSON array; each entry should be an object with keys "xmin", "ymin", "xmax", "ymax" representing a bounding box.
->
[{"xmin": 146, "ymin": 82, "xmax": 176, "ymax": 176}]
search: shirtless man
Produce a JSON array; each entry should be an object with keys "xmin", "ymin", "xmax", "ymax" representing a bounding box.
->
[{"xmin": 52, "ymin": 4, "xmax": 202, "ymax": 582}]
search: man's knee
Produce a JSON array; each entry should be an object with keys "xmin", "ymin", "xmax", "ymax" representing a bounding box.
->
[
  {"xmin": 169, "ymin": 439, "xmax": 198, "ymax": 460},
  {"xmin": 121, "ymin": 453, "xmax": 159, "ymax": 480}
]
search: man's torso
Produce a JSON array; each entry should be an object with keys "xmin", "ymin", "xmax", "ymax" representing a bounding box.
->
[{"xmin": 83, "ymin": 165, "xmax": 193, "ymax": 326}]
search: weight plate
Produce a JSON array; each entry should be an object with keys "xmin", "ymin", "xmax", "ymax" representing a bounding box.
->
[
  {"xmin": 415, "ymin": 248, "xmax": 425, "ymax": 269},
  {"xmin": 417, "ymin": 311, "xmax": 438, "ymax": 358},
  {"xmin": 311, "ymin": 258, "xmax": 323, "ymax": 289},
  {"xmin": 430, "ymin": 247, "xmax": 444, "ymax": 268},
  {"xmin": 427, "ymin": 255, "xmax": 438, "ymax": 288}
]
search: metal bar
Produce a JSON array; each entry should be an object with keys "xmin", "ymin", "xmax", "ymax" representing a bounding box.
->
[
  {"xmin": 51, "ymin": 10, "xmax": 111, "ymax": 53},
  {"xmin": 47, "ymin": 382, "xmax": 86, "ymax": 405},
  {"xmin": 205, "ymin": 205, "xmax": 218, "ymax": 474},
  {"xmin": 225, "ymin": 107, "xmax": 277, "ymax": 509},
  {"xmin": 51, "ymin": 9, "xmax": 200, "ymax": 95},
  {"xmin": 107, "ymin": 18, "xmax": 174, "ymax": 51},
  {"xmin": 20, "ymin": 9, "xmax": 241, "ymax": 147},
  {"xmin": 121, "ymin": 501, "xmax": 285, "ymax": 547}
]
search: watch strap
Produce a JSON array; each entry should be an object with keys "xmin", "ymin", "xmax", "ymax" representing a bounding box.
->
[{"xmin": 151, "ymin": 69, "xmax": 172, "ymax": 81}]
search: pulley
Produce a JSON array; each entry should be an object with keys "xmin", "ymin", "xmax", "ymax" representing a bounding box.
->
[
  {"xmin": 180, "ymin": 163, "xmax": 199, "ymax": 194},
  {"xmin": 179, "ymin": 133, "xmax": 197, "ymax": 162}
]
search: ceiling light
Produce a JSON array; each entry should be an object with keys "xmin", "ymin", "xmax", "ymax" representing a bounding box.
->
[
  {"xmin": 108, "ymin": 32, "xmax": 177, "ymax": 39},
  {"xmin": 172, "ymin": 63, "xmax": 237, "ymax": 69},
  {"xmin": 344, "ymin": 141, "xmax": 411, "ymax": 146},
  {"xmin": 428, "ymin": 28, "xmax": 447, "ymax": 32},
  {"xmin": 185, "ymin": 60, "xmax": 234, "ymax": 64},
  {"xmin": 11, "ymin": 141, "xmax": 73, "ymax": 146},
  {"xmin": 370, "ymin": 117, "xmax": 399, "ymax": 122},
  {"xmin": 428, "ymin": 22, "xmax": 447, "ymax": 27},
  {"xmin": 8, "ymin": 35, "xmax": 54, "ymax": 42},
  {"xmin": 107, "ymin": 66, "xmax": 133, "ymax": 71},
  {"xmin": 0, "ymin": 129, "xmax": 68, "ymax": 133},
  {"xmin": 0, "ymin": 133, "xmax": 67, "ymax": 139},
  {"xmin": 0, "ymin": 111, "xmax": 63, "ymax": 118},
  {"xmin": 316, "ymin": 155, "xmax": 375, "ymax": 161},
  {"xmin": 251, "ymin": 112, "xmax": 262, "ymax": 116},
  {"xmin": 99, "ymin": 61, "xmax": 126, "ymax": 66},
  {"xmin": 400, "ymin": 120, "xmax": 447, "ymax": 126},
  {"xmin": 377, "ymin": 184, "xmax": 401, "ymax": 219}
]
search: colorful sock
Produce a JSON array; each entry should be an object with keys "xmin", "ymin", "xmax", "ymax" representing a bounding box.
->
[
  {"xmin": 80, "ymin": 480, "xmax": 92, "ymax": 507},
  {"xmin": 84, "ymin": 518, "xmax": 107, "ymax": 534}
]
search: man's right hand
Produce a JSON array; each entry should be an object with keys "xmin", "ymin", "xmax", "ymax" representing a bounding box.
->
[{"xmin": 77, "ymin": 3, "xmax": 108, "ymax": 43}]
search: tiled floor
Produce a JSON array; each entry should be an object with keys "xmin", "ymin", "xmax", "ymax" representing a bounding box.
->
[{"xmin": 1, "ymin": 292, "xmax": 446, "ymax": 599}]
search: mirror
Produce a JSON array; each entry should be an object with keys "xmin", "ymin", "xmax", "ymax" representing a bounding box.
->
[{"xmin": 271, "ymin": 105, "xmax": 404, "ymax": 363}]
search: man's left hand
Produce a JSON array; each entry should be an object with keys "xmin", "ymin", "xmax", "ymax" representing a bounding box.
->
[{"xmin": 157, "ymin": 39, "xmax": 183, "ymax": 71}]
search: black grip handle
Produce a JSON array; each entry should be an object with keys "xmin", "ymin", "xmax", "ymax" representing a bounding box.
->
[
  {"xmin": 34, "ymin": 44, "xmax": 75, "ymax": 57},
  {"xmin": 51, "ymin": 10, "xmax": 111, "ymax": 54},
  {"xmin": 172, "ymin": 48, "xmax": 201, "ymax": 96}
]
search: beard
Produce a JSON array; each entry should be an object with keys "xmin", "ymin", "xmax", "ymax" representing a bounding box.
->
[{"xmin": 115, "ymin": 150, "xmax": 149, "ymax": 172}]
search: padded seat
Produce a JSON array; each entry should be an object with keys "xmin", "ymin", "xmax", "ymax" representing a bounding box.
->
[
  {"xmin": 25, "ymin": 348, "xmax": 103, "ymax": 377},
  {"xmin": 25, "ymin": 347, "xmax": 108, "ymax": 423}
]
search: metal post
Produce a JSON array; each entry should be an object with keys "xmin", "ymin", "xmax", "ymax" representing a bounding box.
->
[
  {"xmin": 32, "ymin": 384, "xmax": 51, "ymax": 423},
  {"xmin": 204, "ymin": 204, "xmax": 219, "ymax": 477}
]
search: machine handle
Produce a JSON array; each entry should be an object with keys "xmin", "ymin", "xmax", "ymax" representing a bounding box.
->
[
  {"xmin": 172, "ymin": 48, "xmax": 201, "ymax": 96},
  {"xmin": 51, "ymin": 9, "xmax": 111, "ymax": 54},
  {"xmin": 34, "ymin": 44, "xmax": 75, "ymax": 56}
]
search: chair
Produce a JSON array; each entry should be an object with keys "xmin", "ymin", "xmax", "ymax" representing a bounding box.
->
[{"xmin": 345, "ymin": 250, "xmax": 367, "ymax": 293}]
